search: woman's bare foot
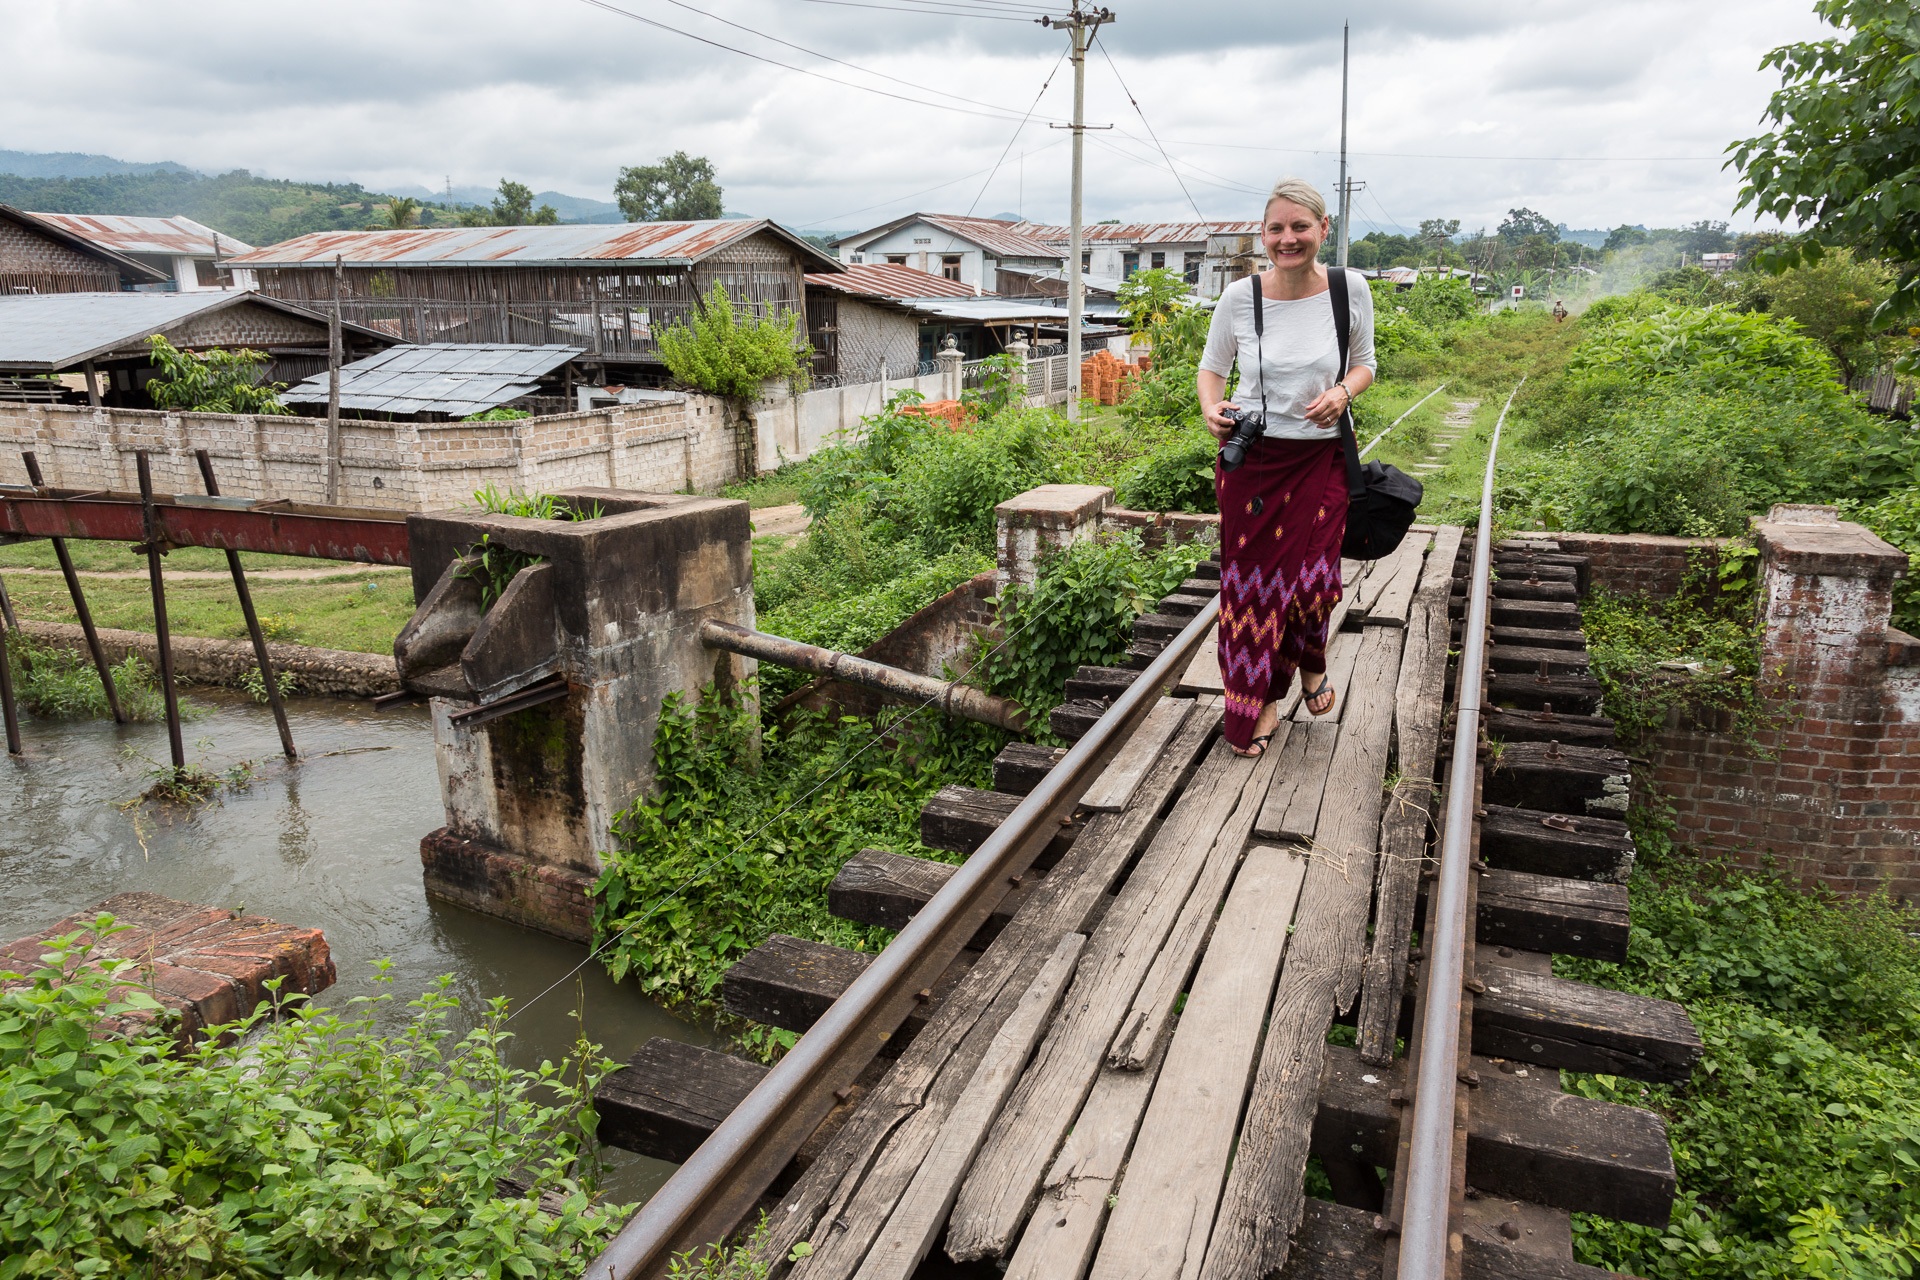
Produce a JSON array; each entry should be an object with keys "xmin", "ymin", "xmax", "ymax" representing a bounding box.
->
[{"xmin": 1233, "ymin": 699, "xmax": 1282, "ymax": 757}]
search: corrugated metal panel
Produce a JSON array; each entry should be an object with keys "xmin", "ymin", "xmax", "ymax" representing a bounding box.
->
[
  {"xmin": 804, "ymin": 264, "xmax": 988, "ymax": 300},
  {"xmin": 916, "ymin": 214, "xmax": 1061, "ymax": 261},
  {"xmin": 228, "ymin": 219, "xmax": 838, "ymax": 271},
  {"xmin": 27, "ymin": 213, "xmax": 253, "ymax": 258},
  {"xmin": 1012, "ymin": 220, "xmax": 1263, "ymax": 246},
  {"xmin": 0, "ymin": 290, "xmax": 371, "ymax": 370},
  {"xmin": 279, "ymin": 342, "xmax": 583, "ymax": 416}
]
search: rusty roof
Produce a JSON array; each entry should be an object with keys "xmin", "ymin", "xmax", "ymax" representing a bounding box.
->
[
  {"xmin": 0, "ymin": 204, "xmax": 169, "ymax": 283},
  {"xmin": 0, "ymin": 290, "xmax": 393, "ymax": 372},
  {"xmin": 805, "ymin": 263, "xmax": 990, "ymax": 300},
  {"xmin": 831, "ymin": 213, "xmax": 1062, "ymax": 262},
  {"xmin": 27, "ymin": 213, "xmax": 253, "ymax": 258},
  {"xmin": 226, "ymin": 218, "xmax": 842, "ymax": 273},
  {"xmin": 1011, "ymin": 220, "xmax": 1263, "ymax": 245}
]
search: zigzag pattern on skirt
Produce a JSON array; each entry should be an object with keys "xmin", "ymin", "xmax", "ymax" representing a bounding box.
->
[{"xmin": 1221, "ymin": 554, "xmax": 1339, "ymax": 611}]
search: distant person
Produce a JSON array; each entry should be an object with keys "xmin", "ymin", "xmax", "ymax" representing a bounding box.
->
[
  {"xmin": 1198, "ymin": 177, "xmax": 1376, "ymax": 757},
  {"xmin": 1552, "ymin": 299, "xmax": 1569, "ymax": 322}
]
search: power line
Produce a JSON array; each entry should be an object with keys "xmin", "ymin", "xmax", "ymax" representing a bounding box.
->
[
  {"xmin": 792, "ymin": 136, "xmax": 1067, "ymax": 229},
  {"xmin": 1089, "ymin": 32, "xmax": 1204, "ymax": 221},
  {"xmin": 965, "ymin": 47, "xmax": 1070, "ymax": 216},
  {"xmin": 572, "ymin": 0, "xmax": 1050, "ymax": 122},
  {"xmin": 1157, "ymin": 137, "xmax": 1723, "ymax": 163},
  {"xmin": 1107, "ymin": 128, "xmax": 1266, "ymax": 197},
  {"xmin": 787, "ymin": 0, "xmax": 1038, "ymax": 20}
]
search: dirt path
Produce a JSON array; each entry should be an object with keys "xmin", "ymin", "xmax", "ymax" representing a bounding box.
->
[
  {"xmin": 0, "ymin": 563, "xmax": 410, "ymax": 582},
  {"xmin": 1406, "ymin": 399, "xmax": 1481, "ymax": 480},
  {"xmin": 752, "ymin": 503, "xmax": 813, "ymax": 539}
]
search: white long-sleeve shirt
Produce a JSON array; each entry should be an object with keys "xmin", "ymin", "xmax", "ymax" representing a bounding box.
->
[{"xmin": 1197, "ymin": 269, "xmax": 1377, "ymax": 440}]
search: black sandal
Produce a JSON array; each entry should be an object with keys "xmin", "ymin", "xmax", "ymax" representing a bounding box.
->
[
  {"xmin": 1238, "ymin": 732, "xmax": 1275, "ymax": 759},
  {"xmin": 1303, "ymin": 676, "xmax": 1338, "ymax": 718}
]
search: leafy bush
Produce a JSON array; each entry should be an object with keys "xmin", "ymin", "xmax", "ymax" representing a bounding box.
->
[
  {"xmin": 461, "ymin": 406, "xmax": 532, "ymax": 422},
  {"xmin": 1579, "ymin": 566, "xmax": 1765, "ymax": 745},
  {"xmin": 659, "ymin": 282, "xmax": 809, "ymax": 399},
  {"xmin": 4, "ymin": 634, "xmax": 170, "ymax": 722},
  {"xmin": 886, "ymin": 406, "xmax": 1082, "ymax": 549},
  {"xmin": 1568, "ymin": 304, "xmax": 1842, "ymax": 406},
  {"xmin": 1114, "ymin": 428, "xmax": 1215, "ymax": 514},
  {"xmin": 1118, "ymin": 305, "xmax": 1215, "ymax": 432},
  {"xmin": 0, "ymin": 925, "xmax": 627, "ymax": 1278},
  {"xmin": 144, "ymin": 334, "xmax": 287, "ymax": 416},
  {"xmin": 1116, "ymin": 267, "xmax": 1190, "ymax": 331},
  {"xmin": 1846, "ymin": 485, "xmax": 1920, "ymax": 635}
]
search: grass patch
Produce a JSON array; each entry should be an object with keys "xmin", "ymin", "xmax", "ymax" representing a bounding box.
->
[
  {"xmin": 4, "ymin": 634, "xmax": 175, "ymax": 721},
  {"xmin": 0, "ymin": 541, "xmax": 356, "ymax": 575}
]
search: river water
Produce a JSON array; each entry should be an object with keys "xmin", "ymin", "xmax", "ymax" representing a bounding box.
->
[{"xmin": 0, "ymin": 688, "xmax": 714, "ymax": 1203}]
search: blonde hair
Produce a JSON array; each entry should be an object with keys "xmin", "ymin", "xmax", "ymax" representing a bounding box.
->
[{"xmin": 1264, "ymin": 177, "xmax": 1327, "ymax": 222}]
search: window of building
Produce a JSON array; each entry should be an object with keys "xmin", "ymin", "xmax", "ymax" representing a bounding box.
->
[
  {"xmin": 913, "ymin": 237, "xmax": 932, "ymax": 245},
  {"xmin": 1082, "ymin": 251, "xmax": 1091, "ymax": 270},
  {"xmin": 1184, "ymin": 251, "xmax": 1203, "ymax": 285},
  {"xmin": 942, "ymin": 255, "xmax": 963, "ymax": 281},
  {"xmin": 887, "ymin": 254, "xmax": 908, "ymax": 265},
  {"xmin": 1122, "ymin": 252, "xmax": 1140, "ymax": 278},
  {"xmin": 1150, "ymin": 251, "xmax": 1165, "ymax": 270},
  {"xmin": 850, "ymin": 253, "xmax": 864, "ymax": 263}
]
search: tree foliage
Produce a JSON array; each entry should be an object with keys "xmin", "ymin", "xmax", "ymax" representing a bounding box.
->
[
  {"xmin": 460, "ymin": 179, "xmax": 558, "ymax": 228},
  {"xmin": 1116, "ymin": 266, "xmax": 1189, "ymax": 331},
  {"xmin": 615, "ymin": 152, "xmax": 723, "ymax": 223},
  {"xmin": 1499, "ymin": 207, "xmax": 1559, "ymax": 243},
  {"xmin": 658, "ymin": 282, "xmax": 808, "ymax": 398},
  {"xmin": 144, "ymin": 334, "xmax": 288, "ymax": 415},
  {"xmin": 1733, "ymin": 0, "xmax": 1920, "ymax": 319}
]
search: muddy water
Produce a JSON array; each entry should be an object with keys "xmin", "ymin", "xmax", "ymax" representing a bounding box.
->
[{"xmin": 0, "ymin": 688, "xmax": 714, "ymax": 1202}]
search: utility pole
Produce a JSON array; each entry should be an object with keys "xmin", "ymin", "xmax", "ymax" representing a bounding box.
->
[
  {"xmin": 1043, "ymin": 2, "xmax": 1113, "ymax": 423},
  {"xmin": 1336, "ymin": 21, "xmax": 1352, "ymax": 268}
]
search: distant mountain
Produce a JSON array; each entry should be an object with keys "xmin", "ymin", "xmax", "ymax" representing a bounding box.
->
[
  {"xmin": 0, "ymin": 148, "xmax": 195, "ymax": 179},
  {"xmin": 988, "ymin": 211, "xmax": 1022, "ymax": 224},
  {"xmin": 1557, "ymin": 226, "xmax": 1616, "ymax": 249}
]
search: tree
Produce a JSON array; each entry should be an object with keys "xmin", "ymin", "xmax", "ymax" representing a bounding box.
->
[
  {"xmin": 1763, "ymin": 247, "xmax": 1897, "ymax": 380},
  {"xmin": 657, "ymin": 282, "xmax": 808, "ymax": 397},
  {"xmin": 380, "ymin": 197, "xmax": 419, "ymax": 230},
  {"xmin": 1733, "ymin": 0, "xmax": 1920, "ymax": 319},
  {"xmin": 1418, "ymin": 218, "xmax": 1460, "ymax": 264},
  {"xmin": 1499, "ymin": 208, "xmax": 1558, "ymax": 244},
  {"xmin": 144, "ymin": 334, "xmax": 287, "ymax": 415},
  {"xmin": 1116, "ymin": 267, "xmax": 1189, "ymax": 331},
  {"xmin": 489, "ymin": 179, "xmax": 558, "ymax": 227},
  {"xmin": 1675, "ymin": 220, "xmax": 1732, "ymax": 256},
  {"xmin": 615, "ymin": 152, "xmax": 723, "ymax": 223},
  {"xmin": 1605, "ymin": 224, "xmax": 1649, "ymax": 252}
]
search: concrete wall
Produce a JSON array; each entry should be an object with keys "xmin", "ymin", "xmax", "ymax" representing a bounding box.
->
[
  {"xmin": 837, "ymin": 295, "xmax": 920, "ymax": 384},
  {"xmin": 779, "ymin": 571, "xmax": 1001, "ymax": 722},
  {"xmin": 753, "ymin": 365, "xmax": 960, "ymax": 469}
]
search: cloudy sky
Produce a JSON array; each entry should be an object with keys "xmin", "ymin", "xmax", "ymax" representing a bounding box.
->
[{"xmin": 1, "ymin": 0, "xmax": 1833, "ymax": 235}]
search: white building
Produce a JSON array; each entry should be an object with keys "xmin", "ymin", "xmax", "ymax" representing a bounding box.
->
[
  {"xmin": 1012, "ymin": 220, "xmax": 1263, "ymax": 299},
  {"xmin": 26, "ymin": 213, "xmax": 256, "ymax": 293},
  {"xmin": 830, "ymin": 214, "xmax": 1062, "ymax": 294}
]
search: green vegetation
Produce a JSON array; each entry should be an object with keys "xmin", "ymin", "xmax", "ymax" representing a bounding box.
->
[
  {"xmin": 0, "ymin": 924, "xmax": 627, "ymax": 1278},
  {"xmin": 1563, "ymin": 833, "xmax": 1920, "ymax": 1278},
  {"xmin": 659, "ymin": 283, "xmax": 810, "ymax": 399},
  {"xmin": 143, "ymin": 335, "xmax": 287, "ymax": 416},
  {"xmin": 614, "ymin": 152, "xmax": 723, "ymax": 223},
  {"xmin": 3, "ymin": 634, "xmax": 172, "ymax": 722}
]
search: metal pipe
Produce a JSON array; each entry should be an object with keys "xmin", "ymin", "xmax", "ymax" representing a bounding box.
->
[
  {"xmin": 135, "ymin": 451, "xmax": 186, "ymax": 772},
  {"xmin": 700, "ymin": 619, "xmax": 1030, "ymax": 733},
  {"xmin": 1396, "ymin": 378, "xmax": 1523, "ymax": 1280},
  {"xmin": 592, "ymin": 595, "xmax": 1222, "ymax": 1279},
  {"xmin": 22, "ymin": 452, "xmax": 123, "ymax": 722},
  {"xmin": 195, "ymin": 450, "xmax": 295, "ymax": 760}
]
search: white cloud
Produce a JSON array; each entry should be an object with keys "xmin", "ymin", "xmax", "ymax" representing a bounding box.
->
[{"xmin": 0, "ymin": 0, "xmax": 1836, "ymax": 236}]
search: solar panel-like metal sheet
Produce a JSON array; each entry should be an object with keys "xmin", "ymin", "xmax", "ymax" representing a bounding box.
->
[{"xmin": 280, "ymin": 342, "xmax": 583, "ymax": 415}]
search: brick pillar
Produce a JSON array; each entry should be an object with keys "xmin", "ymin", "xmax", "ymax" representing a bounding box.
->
[
  {"xmin": 995, "ymin": 483, "xmax": 1112, "ymax": 590},
  {"xmin": 1754, "ymin": 505, "xmax": 1907, "ymax": 726}
]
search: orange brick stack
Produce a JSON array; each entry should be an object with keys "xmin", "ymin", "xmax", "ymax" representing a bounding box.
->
[
  {"xmin": 1080, "ymin": 350, "xmax": 1146, "ymax": 405},
  {"xmin": 898, "ymin": 399, "xmax": 975, "ymax": 430}
]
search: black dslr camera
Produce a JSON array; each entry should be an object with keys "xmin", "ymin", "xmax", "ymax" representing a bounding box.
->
[{"xmin": 1217, "ymin": 406, "xmax": 1265, "ymax": 472}]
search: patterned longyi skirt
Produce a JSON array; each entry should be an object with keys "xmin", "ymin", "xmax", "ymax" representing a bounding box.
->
[{"xmin": 1214, "ymin": 435, "xmax": 1350, "ymax": 749}]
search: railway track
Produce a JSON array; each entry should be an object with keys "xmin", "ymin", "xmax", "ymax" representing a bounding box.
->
[{"xmin": 581, "ymin": 390, "xmax": 1697, "ymax": 1280}]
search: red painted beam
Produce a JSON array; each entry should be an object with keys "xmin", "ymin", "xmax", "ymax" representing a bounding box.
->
[{"xmin": 0, "ymin": 488, "xmax": 410, "ymax": 564}]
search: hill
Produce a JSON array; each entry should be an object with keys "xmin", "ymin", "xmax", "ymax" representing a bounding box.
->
[{"xmin": 0, "ymin": 148, "xmax": 195, "ymax": 179}]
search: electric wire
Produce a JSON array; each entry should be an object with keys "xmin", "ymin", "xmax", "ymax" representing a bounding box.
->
[
  {"xmin": 1090, "ymin": 32, "xmax": 1206, "ymax": 221},
  {"xmin": 1096, "ymin": 131, "xmax": 1264, "ymax": 198},
  {"xmin": 792, "ymin": 136, "xmax": 1067, "ymax": 230},
  {"xmin": 1158, "ymin": 137, "xmax": 1722, "ymax": 163},
  {"xmin": 499, "ymin": 596, "xmax": 1066, "ymax": 1029},
  {"xmin": 572, "ymin": 0, "xmax": 1051, "ymax": 122},
  {"xmin": 787, "ymin": 0, "xmax": 1037, "ymax": 20},
  {"xmin": 965, "ymin": 47, "xmax": 1071, "ymax": 216}
]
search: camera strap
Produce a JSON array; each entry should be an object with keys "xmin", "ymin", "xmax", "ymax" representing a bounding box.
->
[
  {"xmin": 1327, "ymin": 267, "xmax": 1366, "ymax": 500},
  {"xmin": 1250, "ymin": 273, "xmax": 1267, "ymax": 426}
]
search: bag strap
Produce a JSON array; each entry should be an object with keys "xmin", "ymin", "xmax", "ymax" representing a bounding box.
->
[
  {"xmin": 1327, "ymin": 267, "xmax": 1365, "ymax": 499},
  {"xmin": 1250, "ymin": 274, "xmax": 1268, "ymax": 422}
]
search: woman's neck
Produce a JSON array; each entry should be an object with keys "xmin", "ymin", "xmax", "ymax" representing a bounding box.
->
[{"xmin": 1256, "ymin": 261, "xmax": 1328, "ymax": 301}]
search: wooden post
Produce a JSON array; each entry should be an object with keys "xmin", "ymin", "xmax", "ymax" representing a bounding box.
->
[
  {"xmin": 0, "ymin": 582, "xmax": 20, "ymax": 756},
  {"xmin": 135, "ymin": 451, "xmax": 185, "ymax": 771},
  {"xmin": 327, "ymin": 254, "xmax": 343, "ymax": 505},
  {"xmin": 196, "ymin": 449, "xmax": 295, "ymax": 759},
  {"xmin": 21, "ymin": 452, "xmax": 124, "ymax": 722},
  {"xmin": 83, "ymin": 359, "xmax": 101, "ymax": 408}
]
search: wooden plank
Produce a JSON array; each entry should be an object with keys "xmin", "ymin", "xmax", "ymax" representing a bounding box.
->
[
  {"xmin": 1251, "ymin": 720, "xmax": 1333, "ymax": 843},
  {"xmin": 853, "ymin": 933, "xmax": 1086, "ymax": 1280},
  {"xmin": 1480, "ymin": 804, "xmax": 1635, "ymax": 883},
  {"xmin": 761, "ymin": 704, "xmax": 1223, "ymax": 1274},
  {"xmin": 1195, "ymin": 626, "xmax": 1404, "ymax": 1280},
  {"xmin": 921, "ymin": 785, "xmax": 1084, "ymax": 864},
  {"xmin": 1090, "ymin": 847, "xmax": 1311, "ymax": 1280},
  {"xmin": 947, "ymin": 735, "xmax": 1284, "ymax": 1262},
  {"xmin": 1474, "ymin": 963, "xmax": 1702, "ymax": 1084},
  {"xmin": 1175, "ymin": 621, "xmax": 1223, "ymax": 695},
  {"xmin": 1083, "ymin": 697, "xmax": 1194, "ymax": 813},
  {"xmin": 1363, "ymin": 533, "xmax": 1430, "ymax": 626},
  {"xmin": 1487, "ymin": 624, "xmax": 1588, "ymax": 652},
  {"xmin": 994, "ymin": 742, "xmax": 1073, "ymax": 796},
  {"xmin": 1066, "ymin": 666, "xmax": 1143, "ymax": 703},
  {"xmin": 1483, "ymin": 742, "xmax": 1632, "ymax": 817},
  {"xmin": 1486, "ymin": 670, "xmax": 1604, "ymax": 715},
  {"xmin": 1479, "ymin": 706, "xmax": 1618, "ymax": 749},
  {"xmin": 1475, "ymin": 867, "xmax": 1630, "ymax": 962},
  {"xmin": 1052, "ymin": 701, "xmax": 1106, "ymax": 743},
  {"xmin": 1292, "ymin": 629, "xmax": 1362, "ymax": 723},
  {"xmin": 1107, "ymin": 743, "xmax": 1287, "ymax": 1070},
  {"xmin": 1355, "ymin": 523, "xmax": 1462, "ymax": 1066},
  {"xmin": 1488, "ymin": 644, "xmax": 1591, "ymax": 676},
  {"xmin": 722, "ymin": 935, "xmax": 979, "ymax": 1044},
  {"xmin": 1353, "ymin": 537, "xmax": 1421, "ymax": 617},
  {"xmin": 827, "ymin": 849, "xmax": 1044, "ymax": 948},
  {"xmin": 1308, "ymin": 1045, "xmax": 1676, "ymax": 1226},
  {"xmin": 1281, "ymin": 1198, "xmax": 1631, "ymax": 1280},
  {"xmin": 595, "ymin": 1038, "xmax": 766, "ymax": 1163}
]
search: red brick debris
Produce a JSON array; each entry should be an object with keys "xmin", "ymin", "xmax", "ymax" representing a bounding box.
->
[{"xmin": 0, "ymin": 892, "xmax": 336, "ymax": 1046}]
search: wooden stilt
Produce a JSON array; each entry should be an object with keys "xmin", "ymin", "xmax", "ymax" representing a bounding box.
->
[
  {"xmin": 195, "ymin": 450, "xmax": 294, "ymax": 759},
  {"xmin": 0, "ymin": 571, "xmax": 27, "ymax": 673},
  {"xmin": 134, "ymin": 451, "xmax": 184, "ymax": 771},
  {"xmin": 21, "ymin": 452, "xmax": 124, "ymax": 722},
  {"xmin": 0, "ymin": 593, "xmax": 21, "ymax": 756}
]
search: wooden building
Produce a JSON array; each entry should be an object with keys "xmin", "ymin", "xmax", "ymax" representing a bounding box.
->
[
  {"xmin": 1, "ymin": 204, "xmax": 169, "ymax": 295},
  {"xmin": 227, "ymin": 219, "xmax": 842, "ymax": 379}
]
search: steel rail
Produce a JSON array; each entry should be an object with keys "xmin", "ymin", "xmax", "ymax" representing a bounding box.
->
[
  {"xmin": 1358, "ymin": 381, "xmax": 1449, "ymax": 460},
  {"xmin": 1396, "ymin": 377, "xmax": 1523, "ymax": 1280},
  {"xmin": 586, "ymin": 593, "xmax": 1223, "ymax": 1279}
]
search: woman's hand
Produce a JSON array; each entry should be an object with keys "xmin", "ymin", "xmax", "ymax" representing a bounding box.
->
[
  {"xmin": 1203, "ymin": 399, "xmax": 1236, "ymax": 442},
  {"xmin": 1302, "ymin": 383, "xmax": 1351, "ymax": 428}
]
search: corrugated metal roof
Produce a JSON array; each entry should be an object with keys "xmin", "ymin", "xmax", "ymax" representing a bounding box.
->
[
  {"xmin": 27, "ymin": 213, "xmax": 254, "ymax": 258},
  {"xmin": 280, "ymin": 343, "xmax": 583, "ymax": 416},
  {"xmin": 831, "ymin": 213, "xmax": 1062, "ymax": 261},
  {"xmin": 897, "ymin": 296, "xmax": 1096, "ymax": 324},
  {"xmin": 0, "ymin": 204, "xmax": 170, "ymax": 283},
  {"xmin": 1013, "ymin": 220, "xmax": 1263, "ymax": 245},
  {"xmin": 805, "ymin": 263, "xmax": 989, "ymax": 300},
  {"xmin": 227, "ymin": 218, "xmax": 841, "ymax": 272},
  {"xmin": 0, "ymin": 290, "xmax": 388, "ymax": 371}
]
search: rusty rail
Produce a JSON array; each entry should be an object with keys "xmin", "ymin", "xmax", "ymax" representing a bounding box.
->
[
  {"xmin": 1394, "ymin": 378, "xmax": 1521, "ymax": 1280},
  {"xmin": 588, "ymin": 596, "xmax": 1222, "ymax": 1279},
  {"xmin": 0, "ymin": 483, "xmax": 410, "ymax": 564},
  {"xmin": 699, "ymin": 619, "xmax": 1030, "ymax": 732}
]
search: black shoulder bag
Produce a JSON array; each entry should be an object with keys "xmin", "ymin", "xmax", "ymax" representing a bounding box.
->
[{"xmin": 1327, "ymin": 268, "xmax": 1423, "ymax": 560}]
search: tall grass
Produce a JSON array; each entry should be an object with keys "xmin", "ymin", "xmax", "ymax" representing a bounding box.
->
[{"xmin": 4, "ymin": 634, "xmax": 173, "ymax": 722}]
